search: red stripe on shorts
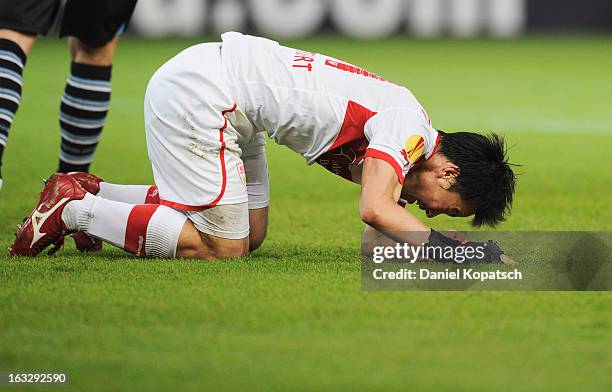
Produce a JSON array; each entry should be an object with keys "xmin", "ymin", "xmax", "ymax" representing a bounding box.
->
[
  {"xmin": 124, "ymin": 204, "xmax": 160, "ymax": 256},
  {"xmin": 160, "ymin": 103, "xmax": 237, "ymax": 211}
]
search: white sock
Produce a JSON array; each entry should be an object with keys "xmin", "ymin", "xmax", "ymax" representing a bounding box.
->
[
  {"xmin": 62, "ymin": 194, "xmax": 187, "ymax": 257},
  {"xmin": 62, "ymin": 193, "xmax": 98, "ymax": 232},
  {"xmin": 97, "ymin": 183, "xmax": 160, "ymax": 204}
]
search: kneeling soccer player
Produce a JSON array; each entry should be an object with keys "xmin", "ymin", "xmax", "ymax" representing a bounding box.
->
[{"xmin": 11, "ymin": 32, "xmax": 516, "ymax": 261}]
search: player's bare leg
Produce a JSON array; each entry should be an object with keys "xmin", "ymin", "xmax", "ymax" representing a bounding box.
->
[
  {"xmin": 63, "ymin": 172, "xmax": 269, "ymax": 256},
  {"xmin": 176, "ymin": 221, "xmax": 249, "ymax": 259},
  {"xmin": 75, "ymin": 179, "xmax": 264, "ymax": 256},
  {"xmin": 10, "ymin": 173, "xmax": 248, "ymax": 260},
  {"xmin": 12, "ymin": 175, "xmax": 249, "ymax": 259},
  {"xmin": 62, "ymin": 194, "xmax": 249, "ymax": 260},
  {"xmin": 0, "ymin": 29, "xmax": 36, "ymax": 190},
  {"xmin": 72, "ymin": 177, "xmax": 253, "ymax": 258},
  {"xmin": 67, "ymin": 171, "xmax": 265, "ymax": 256}
]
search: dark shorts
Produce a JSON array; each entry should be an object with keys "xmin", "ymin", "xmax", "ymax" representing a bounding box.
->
[{"xmin": 0, "ymin": 0, "xmax": 137, "ymax": 47}]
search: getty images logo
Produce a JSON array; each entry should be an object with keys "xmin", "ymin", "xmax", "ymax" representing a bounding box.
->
[{"xmin": 131, "ymin": 0, "xmax": 526, "ymax": 39}]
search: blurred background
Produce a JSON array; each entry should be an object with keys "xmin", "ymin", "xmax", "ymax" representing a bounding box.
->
[{"xmin": 126, "ymin": 0, "xmax": 612, "ymax": 39}]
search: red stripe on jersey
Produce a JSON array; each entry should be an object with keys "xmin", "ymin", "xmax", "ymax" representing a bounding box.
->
[
  {"xmin": 159, "ymin": 103, "xmax": 237, "ymax": 211},
  {"xmin": 124, "ymin": 204, "xmax": 159, "ymax": 256},
  {"xmin": 364, "ymin": 148, "xmax": 405, "ymax": 185},
  {"xmin": 315, "ymin": 100, "xmax": 377, "ymax": 181},
  {"xmin": 328, "ymin": 101, "xmax": 377, "ymax": 151},
  {"xmin": 324, "ymin": 59, "xmax": 385, "ymax": 81}
]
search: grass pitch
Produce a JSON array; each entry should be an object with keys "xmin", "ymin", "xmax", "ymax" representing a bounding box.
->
[{"xmin": 1, "ymin": 36, "xmax": 611, "ymax": 391}]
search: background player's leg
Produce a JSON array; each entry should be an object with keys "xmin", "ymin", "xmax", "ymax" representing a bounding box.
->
[
  {"xmin": 0, "ymin": 29, "xmax": 36, "ymax": 53},
  {"xmin": 57, "ymin": 0, "xmax": 137, "ymax": 173},
  {"xmin": 0, "ymin": 29, "xmax": 36, "ymax": 189},
  {"xmin": 57, "ymin": 37, "xmax": 116, "ymax": 173}
]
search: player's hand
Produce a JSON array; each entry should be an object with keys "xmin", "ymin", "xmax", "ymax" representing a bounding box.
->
[
  {"xmin": 471, "ymin": 240, "xmax": 518, "ymax": 265},
  {"xmin": 427, "ymin": 230, "xmax": 518, "ymax": 264}
]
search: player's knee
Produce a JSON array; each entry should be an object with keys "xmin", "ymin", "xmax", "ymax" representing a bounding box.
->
[
  {"xmin": 175, "ymin": 220, "xmax": 245, "ymax": 260},
  {"xmin": 208, "ymin": 240, "xmax": 249, "ymax": 259},
  {"xmin": 219, "ymin": 244, "xmax": 249, "ymax": 259},
  {"xmin": 184, "ymin": 246, "xmax": 248, "ymax": 260},
  {"xmin": 178, "ymin": 241, "xmax": 248, "ymax": 260},
  {"xmin": 205, "ymin": 235, "xmax": 249, "ymax": 259},
  {"xmin": 70, "ymin": 37, "xmax": 117, "ymax": 66},
  {"xmin": 175, "ymin": 203, "xmax": 252, "ymax": 259}
]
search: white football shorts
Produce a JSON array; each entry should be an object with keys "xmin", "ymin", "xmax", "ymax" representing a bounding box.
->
[{"xmin": 144, "ymin": 43, "xmax": 269, "ymax": 239}]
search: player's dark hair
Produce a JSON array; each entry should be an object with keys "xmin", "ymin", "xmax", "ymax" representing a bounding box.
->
[{"xmin": 437, "ymin": 131, "xmax": 516, "ymax": 227}]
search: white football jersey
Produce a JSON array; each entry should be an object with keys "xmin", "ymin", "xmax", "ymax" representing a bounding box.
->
[{"xmin": 221, "ymin": 32, "xmax": 439, "ymax": 184}]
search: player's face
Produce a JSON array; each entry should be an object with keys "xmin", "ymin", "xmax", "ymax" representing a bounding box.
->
[
  {"xmin": 403, "ymin": 163, "xmax": 477, "ymax": 219},
  {"xmin": 414, "ymin": 188, "xmax": 475, "ymax": 219}
]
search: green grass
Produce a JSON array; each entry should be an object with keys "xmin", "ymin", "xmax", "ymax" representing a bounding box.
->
[{"xmin": 1, "ymin": 36, "xmax": 611, "ymax": 391}]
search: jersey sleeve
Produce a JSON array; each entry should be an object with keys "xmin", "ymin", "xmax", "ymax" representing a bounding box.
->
[{"xmin": 364, "ymin": 107, "xmax": 439, "ymax": 184}]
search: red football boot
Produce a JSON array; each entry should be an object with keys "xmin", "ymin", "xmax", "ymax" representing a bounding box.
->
[
  {"xmin": 65, "ymin": 172, "xmax": 103, "ymax": 195},
  {"xmin": 65, "ymin": 172, "xmax": 103, "ymax": 252},
  {"xmin": 10, "ymin": 173, "xmax": 86, "ymax": 257},
  {"xmin": 71, "ymin": 231, "xmax": 102, "ymax": 252}
]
